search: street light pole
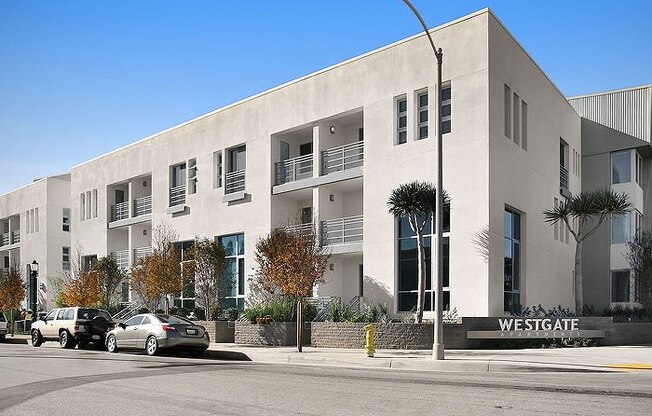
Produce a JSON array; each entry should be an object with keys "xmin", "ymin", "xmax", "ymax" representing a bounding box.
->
[{"xmin": 400, "ymin": 0, "xmax": 445, "ymax": 360}]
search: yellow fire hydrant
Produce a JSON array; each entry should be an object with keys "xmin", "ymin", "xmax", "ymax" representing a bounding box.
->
[{"xmin": 364, "ymin": 323, "xmax": 375, "ymax": 357}]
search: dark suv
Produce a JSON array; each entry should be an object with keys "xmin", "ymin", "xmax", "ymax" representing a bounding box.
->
[{"xmin": 31, "ymin": 307, "xmax": 114, "ymax": 349}]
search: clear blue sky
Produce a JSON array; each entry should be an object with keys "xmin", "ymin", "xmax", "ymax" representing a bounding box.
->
[{"xmin": 1, "ymin": 0, "xmax": 650, "ymax": 195}]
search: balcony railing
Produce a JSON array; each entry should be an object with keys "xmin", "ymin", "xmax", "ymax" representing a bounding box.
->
[
  {"xmin": 0, "ymin": 268, "xmax": 8, "ymax": 278},
  {"xmin": 11, "ymin": 230, "xmax": 20, "ymax": 244},
  {"xmin": 169, "ymin": 185, "xmax": 186, "ymax": 207},
  {"xmin": 321, "ymin": 215, "xmax": 363, "ymax": 246},
  {"xmin": 284, "ymin": 222, "xmax": 314, "ymax": 236},
  {"xmin": 134, "ymin": 195, "xmax": 152, "ymax": 216},
  {"xmin": 111, "ymin": 201, "xmax": 129, "ymax": 222},
  {"xmin": 0, "ymin": 233, "xmax": 9, "ymax": 246},
  {"xmin": 111, "ymin": 250, "xmax": 130, "ymax": 270},
  {"xmin": 322, "ymin": 141, "xmax": 364, "ymax": 175},
  {"xmin": 560, "ymin": 165, "xmax": 569, "ymax": 191},
  {"xmin": 134, "ymin": 246, "xmax": 152, "ymax": 263},
  {"xmin": 225, "ymin": 170, "xmax": 246, "ymax": 194},
  {"xmin": 275, "ymin": 154, "xmax": 313, "ymax": 185}
]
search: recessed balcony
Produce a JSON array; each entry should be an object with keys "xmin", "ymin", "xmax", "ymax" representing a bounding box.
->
[
  {"xmin": 110, "ymin": 249, "xmax": 130, "ymax": 271},
  {"xmin": 133, "ymin": 246, "xmax": 152, "ymax": 263},
  {"xmin": 11, "ymin": 230, "xmax": 20, "ymax": 244},
  {"xmin": 275, "ymin": 154, "xmax": 313, "ymax": 185},
  {"xmin": 111, "ymin": 201, "xmax": 129, "ymax": 222},
  {"xmin": 321, "ymin": 214, "xmax": 363, "ymax": 254},
  {"xmin": 134, "ymin": 195, "xmax": 152, "ymax": 216},
  {"xmin": 322, "ymin": 141, "xmax": 364, "ymax": 175}
]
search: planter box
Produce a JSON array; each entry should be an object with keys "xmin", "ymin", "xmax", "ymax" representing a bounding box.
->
[
  {"xmin": 194, "ymin": 320, "xmax": 236, "ymax": 343},
  {"xmin": 235, "ymin": 321, "xmax": 311, "ymax": 346}
]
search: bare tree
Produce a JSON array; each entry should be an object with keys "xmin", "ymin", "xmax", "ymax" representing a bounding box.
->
[
  {"xmin": 92, "ymin": 256, "xmax": 126, "ymax": 309},
  {"xmin": 0, "ymin": 265, "xmax": 26, "ymax": 336},
  {"xmin": 627, "ymin": 231, "xmax": 652, "ymax": 308},
  {"xmin": 187, "ymin": 238, "xmax": 227, "ymax": 320}
]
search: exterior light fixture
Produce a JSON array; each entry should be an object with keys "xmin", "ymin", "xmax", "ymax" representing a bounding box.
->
[
  {"xmin": 329, "ymin": 126, "xmax": 336, "ymax": 134},
  {"xmin": 329, "ymin": 194, "xmax": 335, "ymax": 202}
]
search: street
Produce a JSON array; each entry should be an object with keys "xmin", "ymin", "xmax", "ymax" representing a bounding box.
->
[{"xmin": 1, "ymin": 343, "xmax": 651, "ymax": 415}]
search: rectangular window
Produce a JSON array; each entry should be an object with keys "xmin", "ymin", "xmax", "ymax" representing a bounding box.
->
[
  {"xmin": 553, "ymin": 198, "xmax": 559, "ymax": 240},
  {"xmin": 82, "ymin": 255, "xmax": 97, "ymax": 272},
  {"xmin": 171, "ymin": 163, "xmax": 187, "ymax": 188},
  {"xmin": 521, "ymin": 101, "xmax": 527, "ymax": 150},
  {"xmin": 25, "ymin": 210, "xmax": 30, "ymax": 234},
  {"xmin": 170, "ymin": 163, "xmax": 187, "ymax": 206},
  {"xmin": 504, "ymin": 209, "xmax": 522, "ymax": 312},
  {"xmin": 62, "ymin": 208, "xmax": 71, "ymax": 232},
  {"xmin": 228, "ymin": 145, "xmax": 247, "ymax": 172},
  {"xmin": 636, "ymin": 152, "xmax": 642, "ymax": 186},
  {"xmin": 188, "ymin": 158, "xmax": 197, "ymax": 194},
  {"xmin": 396, "ymin": 97, "xmax": 407, "ymax": 144},
  {"xmin": 441, "ymin": 85, "xmax": 451, "ymax": 134},
  {"xmin": 504, "ymin": 84, "xmax": 511, "ymax": 138},
  {"xmin": 80, "ymin": 193, "xmax": 85, "ymax": 221},
  {"xmin": 634, "ymin": 210, "xmax": 643, "ymax": 237},
  {"xmin": 34, "ymin": 208, "xmax": 39, "ymax": 232},
  {"xmin": 62, "ymin": 247, "xmax": 71, "ymax": 271},
  {"xmin": 612, "ymin": 213, "xmax": 631, "ymax": 244},
  {"xmin": 560, "ymin": 139, "xmax": 569, "ymax": 191},
  {"xmin": 512, "ymin": 93, "xmax": 520, "ymax": 146},
  {"xmin": 417, "ymin": 91, "xmax": 428, "ymax": 140},
  {"xmin": 92, "ymin": 189, "xmax": 98, "ymax": 218},
  {"xmin": 611, "ymin": 270, "xmax": 631, "ymax": 302},
  {"xmin": 86, "ymin": 191, "xmax": 91, "ymax": 220},
  {"xmin": 214, "ymin": 151, "xmax": 223, "ymax": 188},
  {"xmin": 612, "ymin": 150, "xmax": 631, "ymax": 184},
  {"xmin": 218, "ymin": 233, "xmax": 246, "ymax": 311}
]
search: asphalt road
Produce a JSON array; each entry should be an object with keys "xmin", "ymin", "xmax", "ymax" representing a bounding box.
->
[{"xmin": 1, "ymin": 343, "xmax": 651, "ymax": 415}]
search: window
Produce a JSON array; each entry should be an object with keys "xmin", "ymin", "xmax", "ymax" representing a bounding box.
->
[
  {"xmin": 33, "ymin": 208, "xmax": 39, "ymax": 232},
  {"xmin": 218, "ymin": 233, "xmax": 246, "ymax": 311},
  {"xmin": 397, "ymin": 212, "xmax": 451, "ymax": 313},
  {"xmin": 171, "ymin": 163, "xmax": 187, "ymax": 188},
  {"xmin": 86, "ymin": 191, "xmax": 91, "ymax": 220},
  {"xmin": 441, "ymin": 85, "xmax": 451, "ymax": 134},
  {"xmin": 80, "ymin": 193, "xmax": 86, "ymax": 221},
  {"xmin": 521, "ymin": 101, "xmax": 527, "ymax": 150},
  {"xmin": 635, "ymin": 210, "xmax": 643, "ymax": 237},
  {"xmin": 612, "ymin": 213, "xmax": 631, "ymax": 244},
  {"xmin": 553, "ymin": 198, "xmax": 559, "ymax": 240},
  {"xmin": 560, "ymin": 139, "xmax": 569, "ymax": 192},
  {"xmin": 611, "ymin": 270, "xmax": 631, "ymax": 302},
  {"xmin": 141, "ymin": 316, "xmax": 151, "ymax": 325},
  {"xmin": 612, "ymin": 150, "xmax": 631, "ymax": 184},
  {"xmin": 188, "ymin": 158, "xmax": 197, "ymax": 195},
  {"xmin": 56, "ymin": 309, "xmax": 66, "ymax": 320},
  {"xmin": 228, "ymin": 145, "xmax": 246, "ymax": 173},
  {"xmin": 62, "ymin": 247, "xmax": 70, "ymax": 271},
  {"xmin": 82, "ymin": 255, "xmax": 97, "ymax": 272},
  {"xmin": 25, "ymin": 210, "xmax": 30, "ymax": 234},
  {"xmin": 62, "ymin": 208, "xmax": 70, "ymax": 232},
  {"xmin": 417, "ymin": 91, "xmax": 428, "ymax": 140},
  {"xmin": 504, "ymin": 209, "xmax": 522, "ymax": 312},
  {"xmin": 214, "ymin": 151, "xmax": 223, "ymax": 188},
  {"xmin": 174, "ymin": 241, "xmax": 195, "ymax": 309},
  {"xmin": 636, "ymin": 152, "xmax": 642, "ymax": 186},
  {"xmin": 396, "ymin": 97, "xmax": 407, "ymax": 144},
  {"xmin": 226, "ymin": 146, "xmax": 247, "ymax": 194},
  {"xmin": 124, "ymin": 316, "xmax": 143, "ymax": 326},
  {"xmin": 92, "ymin": 189, "xmax": 98, "ymax": 218},
  {"xmin": 513, "ymin": 93, "xmax": 520, "ymax": 145},
  {"xmin": 504, "ymin": 84, "xmax": 511, "ymax": 138}
]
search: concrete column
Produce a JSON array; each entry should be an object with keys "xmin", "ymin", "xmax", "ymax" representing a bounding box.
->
[{"xmin": 313, "ymin": 125, "xmax": 321, "ymax": 178}]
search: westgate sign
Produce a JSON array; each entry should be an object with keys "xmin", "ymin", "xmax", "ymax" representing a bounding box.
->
[{"xmin": 467, "ymin": 317, "xmax": 606, "ymax": 339}]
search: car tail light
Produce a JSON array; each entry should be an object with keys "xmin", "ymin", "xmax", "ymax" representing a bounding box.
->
[
  {"xmin": 161, "ymin": 325, "xmax": 177, "ymax": 332},
  {"xmin": 74, "ymin": 321, "xmax": 86, "ymax": 331}
]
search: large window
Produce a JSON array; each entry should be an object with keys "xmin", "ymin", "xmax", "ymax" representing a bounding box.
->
[
  {"xmin": 417, "ymin": 91, "xmax": 428, "ymax": 140},
  {"xmin": 611, "ymin": 270, "xmax": 631, "ymax": 302},
  {"xmin": 174, "ymin": 240, "xmax": 195, "ymax": 309},
  {"xmin": 397, "ymin": 213, "xmax": 450, "ymax": 312},
  {"xmin": 396, "ymin": 97, "xmax": 407, "ymax": 144},
  {"xmin": 441, "ymin": 85, "xmax": 451, "ymax": 134},
  {"xmin": 62, "ymin": 247, "xmax": 71, "ymax": 271},
  {"xmin": 504, "ymin": 209, "xmax": 521, "ymax": 312},
  {"xmin": 612, "ymin": 213, "xmax": 631, "ymax": 244},
  {"xmin": 612, "ymin": 150, "xmax": 631, "ymax": 184},
  {"xmin": 62, "ymin": 208, "xmax": 70, "ymax": 232},
  {"xmin": 218, "ymin": 233, "xmax": 245, "ymax": 311}
]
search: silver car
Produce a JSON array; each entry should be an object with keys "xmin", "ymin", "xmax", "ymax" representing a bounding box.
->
[
  {"xmin": 105, "ymin": 314, "xmax": 209, "ymax": 357},
  {"xmin": 0, "ymin": 312, "xmax": 8, "ymax": 340}
]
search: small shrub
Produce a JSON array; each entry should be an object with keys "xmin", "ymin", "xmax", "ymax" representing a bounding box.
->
[
  {"xmin": 193, "ymin": 308, "xmax": 206, "ymax": 320},
  {"xmin": 443, "ymin": 307, "xmax": 459, "ymax": 324},
  {"xmin": 225, "ymin": 308, "xmax": 239, "ymax": 321}
]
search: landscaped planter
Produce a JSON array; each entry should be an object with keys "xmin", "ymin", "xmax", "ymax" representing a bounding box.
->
[
  {"xmin": 311, "ymin": 322, "xmax": 438, "ymax": 349},
  {"xmin": 235, "ymin": 321, "xmax": 311, "ymax": 346},
  {"xmin": 194, "ymin": 320, "xmax": 236, "ymax": 343}
]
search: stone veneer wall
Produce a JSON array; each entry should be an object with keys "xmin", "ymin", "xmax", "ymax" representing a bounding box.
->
[
  {"xmin": 235, "ymin": 322, "xmax": 311, "ymax": 346},
  {"xmin": 194, "ymin": 321, "xmax": 236, "ymax": 343}
]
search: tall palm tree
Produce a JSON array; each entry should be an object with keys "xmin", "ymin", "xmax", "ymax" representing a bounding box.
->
[
  {"xmin": 544, "ymin": 189, "xmax": 631, "ymax": 315},
  {"xmin": 388, "ymin": 181, "xmax": 447, "ymax": 323}
]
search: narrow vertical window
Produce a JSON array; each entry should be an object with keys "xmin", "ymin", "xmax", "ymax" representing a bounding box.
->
[
  {"xmin": 611, "ymin": 270, "xmax": 631, "ymax": 302},
  {"xmin": 521, "ymin": 101, "xmax": 527, "ymax": 150},
  {"xmin": 25, "ymin": 210, "xmax": 30, "ymax": 234},
  {"xmin": 86, "ymin": 191, "xmax": 91, "ymax": 220},
  {"xmin": 396, "ymin": 98, "xmax": 407, "ymax": 144},
  {"xmin": 92, "ymin": 189, "xmax": 98, "ymax": 218},
  {"xmin": 214, "ymin": 151, "xmax": 223, "ymax": 188},
  {"xmin": 34, "ymin": 208, "xmax": 39, "ymax": 232},
  {"xmin": 80, "ymin": 193, "xmax": 85, "ymax": 221},
  {"xmin": 62, "ymin": 247, "xmax": 71, "ymax": 271},
  {"xmin": 417, "ymin": 91, "xmax": 428, "ymax": 140},
  {"xmin": 62, "ymin": 208, "xmax": 70, "ymax": 232},
  {"xmin": 504, "ymin": 84, "xmax": 511, "ymax": 138},
  {"xmin": 504, "ymin": 209, "xmax": 521, "ymax": 312},
  {"xmin": 612, "ymin": 150, "xmax": 631, "ymax": 184},
  {"xmin": 636, "ymin": 152, "xmax": 642, "ymax": 186},
  {"xmin": 560, "ymin": 139, "xmax": 569, "ymax": 192},
  {"xmin": 188, "ymin": 158, "xmax": 197, "ymax": 194},
  {"xmin": 170, "ymin": 163, "xmax": 187, "ymax": 206},
  {"xmin": 441, "ymin": 85, "xmax": 451, "ymax": 134},
  {"xmin": 553, "ymin": 198, "xmax": 559, "ymax": 240},
  {"xmin": 612, "ymin": 213, "xmax": 631, "ymax": 244},
  {"xmin": 513, "ymin": 93, "xmax": 520, "ymax": 146}
]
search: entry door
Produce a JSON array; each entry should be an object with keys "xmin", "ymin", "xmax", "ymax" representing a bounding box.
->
[
  {"xmin": 115, "ymin": 190, "xmax": 125, "ymax": 204},
  {"xmin": 280, "ymin": 142, "xmax": 290, "ymax": 161}
]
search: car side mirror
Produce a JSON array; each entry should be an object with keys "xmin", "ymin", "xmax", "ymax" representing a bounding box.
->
[{"xmin": 118, "ymin": 322, "xmax": 126, "ymax": 329}]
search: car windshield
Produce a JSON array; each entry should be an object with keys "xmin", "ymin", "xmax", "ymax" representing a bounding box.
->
[
  {"xmin": 78, "ymin": 309, "xmax": 112, "ymax": 321},
  {"xmin": 155, "ymin": 314, "xmax": 192, "ymax": 325}
]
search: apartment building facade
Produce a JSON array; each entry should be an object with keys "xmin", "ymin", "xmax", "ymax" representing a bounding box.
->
[
  {"xmin": 0, "ymin": 174, "xmax": 71, "ymax": 310},
  {"xmin": 64, "ymin": 9, "xmax": 581, "ymax": 318}
]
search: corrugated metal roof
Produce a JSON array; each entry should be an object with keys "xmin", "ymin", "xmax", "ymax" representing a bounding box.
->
[{"xmin": 568, "ymin": 85, "xmax": 652, "ymax": 143}]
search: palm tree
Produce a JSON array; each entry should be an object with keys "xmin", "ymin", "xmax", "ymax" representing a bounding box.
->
[
  {"xmin": 544, "ymin": 189, "xmax": 631, "ymax": 314},
  {"xmin": 388, "ymin": 181, "xmax": 447, "ymax": 323}
]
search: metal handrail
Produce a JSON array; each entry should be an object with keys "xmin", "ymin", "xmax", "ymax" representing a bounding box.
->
[
  {"xmin": 133, "ymin": 246, "xmax": 152, "ymax": 263},
  {"xmin": 275, "ymin": 154, "xmax": 313, "ymax": 185},
  {"xmin": 11, "ymin": 230, "xmax": 20, "ymax": 244},
  {"xmin": 284, "ymin": 223, "xmax": 313, "ymax": 235},
  {"xmin": 321, "ymin": 215, "xmax": 363, "ymax": 245},
  {"xmin": 225, "ymin": 169, "xmax": 246, "ymax": 194},
  {"xmin": 111, "ymin": 250, "xmax": 130, "ymax": 270},
  {"xmin": 560, "ymin": 165, "xmax": 569, "ymax": 190},
  {"xmin": 134, "ymin": 195, "xmax": 152, "ymax": 216},
  {"xmin": 322, "ymin": 141, "xmax": 364, "ymax": 175},
  {"xmin": 169, "ymin": 185, "xmax": 186, "ymax": 206},
  {"xmin": 111, "ymin": 201, "xmax": 129, "ymax": 221},
  {"xmin": 0, "ymin": 233, "xmax": 9, "ymax": 246}
]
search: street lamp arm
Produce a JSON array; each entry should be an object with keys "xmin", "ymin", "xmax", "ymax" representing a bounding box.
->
[{"xmin": 401, "ymin": 0, "xmax": 442, "ymax": 63}]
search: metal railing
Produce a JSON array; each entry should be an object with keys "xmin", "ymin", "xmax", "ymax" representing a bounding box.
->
[
  {"xmin": 133, "ymin": 246, "xmax": 152, "ymax": 263},
  {"xmin": 111, "ymin": 201, "xmax": 129, "ymax": 221},
  {"xmin": 111, "ymin": 250, "xmax": 130, "ymax": 270},
  {"xmin": 284, "ymin": 222, "xmax": 313, "ymax": 236},
  {"xmin": 169, "ymin": 185, "xmax": 186, "ymax": 206},
  {"xmin": 134, "ymin": 195, "xmax": 152, "ymax": 216},
  {"xmin": 322, "ymin": 141, "xmax": 364, "ymax": 175},
  {"xmin": 225, "ymin": 170, "xmax": 246, "ymax": 194},
  {"xmin": 321, "ymin": 215, "xmax": 363, "ymax": 245},
  {"xmin": 0, "ymin": 233, "xmax": 9, "ymax": 246},
  {"xmin": 560, "ymin": 165, "xmax": 569, "ymax": 191},
  {"xmin": 0, "ymin": 268, "xmax": 9, "ymax": 278},
  {"xmin": 11, "ymin": 230, "xmax": 20, "ymax": 244},
  {"xmin": 309, "ymin": 296, "xmax": 341, "ymax": 322},
  {"xmin": 113, "ymin": 302, "xmax": 144, "ymax": 321},
  {"xmin": 275, "ymin": 154, "xmax": 313, "ymax": 185}
]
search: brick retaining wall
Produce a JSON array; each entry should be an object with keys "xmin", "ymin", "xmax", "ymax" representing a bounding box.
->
[
  {"xmin": 235, "ymin": 322, "xmax": 311, "ymax": 346},
  {"xmin": 194, "ymin": 320, "xmax": 235, "ymax": 343}
]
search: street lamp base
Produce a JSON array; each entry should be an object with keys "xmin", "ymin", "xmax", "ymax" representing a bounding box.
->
[{"xmin": 432, "ymin": 343, "xmax": 445, "ymax": 360}]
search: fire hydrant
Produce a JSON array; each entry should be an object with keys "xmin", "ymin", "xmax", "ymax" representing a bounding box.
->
[{"xmin": 364, "ymin": 323, "xmax": 375, "ymax": 357}]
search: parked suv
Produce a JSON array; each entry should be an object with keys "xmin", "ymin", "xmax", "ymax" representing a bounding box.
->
[
  {"xmin": 0, "ymin": 312, "xmax": 7, "ymax": 341},
  {"xmin": 31, "ymin": 307, "xmax": 114, "ymax": 349}
]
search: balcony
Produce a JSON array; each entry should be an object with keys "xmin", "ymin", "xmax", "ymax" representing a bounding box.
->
[
  {"xmin": 169, "ymin": 185, "xmax": 186, "ymax": 207},
  {"xmin": 0, "ymin": 233, "xmax": 9, "ymax": 246},
  {"xmin": 322, "ymin": 141, "xmax": 364, "ymax": 175},
  {"xmin": 134, "ymin": 195, "xmax": 152, "ymax": 216},
  {"xmin": 275, "ymin": 154, "xmax": 313, "ymax": 185},
  {"xmin": 11, "ymin": 230, "xmax": 20, "ymax": 244},
  {"xmin": 225, "ymin": 170, "xmax": 246, "ymax": 194},
  {"xmin": 111, "ymin": 250, "xmax": 130, "ymax": 270},
  {"xmin": 111, "ymin": 201, "xmax": 129, "ymax": 222},
  {"xmin": 134, "ymin": 246, "xmax": 152, "ymax": 263},
  {"xmin": 284, "ymin": 222, "xmax": 314, "ymax": 236},
  {"xmin": 321, "ymin": 215, "xmax": 363, "ymax": 254}
]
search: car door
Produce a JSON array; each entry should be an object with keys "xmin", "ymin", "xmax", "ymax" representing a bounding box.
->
[
  {"xmin": 136, "ymin": 315, "xmax": 154, "ymax": 348},
  {"xmin": 120, "ymin": 316, "xmax": 144, "ymax": 348},
  {"xmin": 43, "ymin": 309, "xmax": 63, "ymax": 339}
]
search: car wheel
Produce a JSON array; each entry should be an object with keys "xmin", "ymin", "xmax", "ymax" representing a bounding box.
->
[
  {"xmin": 59, "ymin": 330, "xmax": 75, "ymax": 349},
  {"xmin": 106, "ymin": 335, "xmax": 119, "ymax": 353},
  {"xmin": 31, "ymin": 330, "xmax": 43, "ymax": 347},
  {"xmin": 145, "ymin": 336, "xmax": 159, "ymax": 356}
]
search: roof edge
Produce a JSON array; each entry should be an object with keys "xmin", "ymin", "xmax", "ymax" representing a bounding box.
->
[{"xmin": 568, "ymin": 83, "xmax": 652, "ymax": 101}]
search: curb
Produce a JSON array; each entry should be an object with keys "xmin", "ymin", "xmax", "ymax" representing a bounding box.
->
[
  {"xmin": 204, "ymin": 350, "xmax": 252, "ymax": 361},
  {"xmin": 1, "ymin": 337, "xmax": 29, "ymax": 345}
]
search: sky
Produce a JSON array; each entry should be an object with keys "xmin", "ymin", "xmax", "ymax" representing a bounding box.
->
[{"xmin": 1, "ymin": 0, "xmax": 651, "ymax": 195}]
